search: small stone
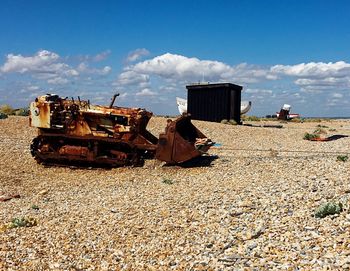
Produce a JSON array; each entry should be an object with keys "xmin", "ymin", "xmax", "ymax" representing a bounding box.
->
[
  {"xmin": 247, "ymin": 241, "xmax": 258, "ymax": 250},
  {"xmin": 229, "ymin": 210, "xmax": 244, "ymax": 217},
  {"xmin": 38, "ymin": 190, "xmax": 48, "ymax": 196},
  {"xmin": 304, "ymin": 226, "xmax": 315, "ymax": 231}
]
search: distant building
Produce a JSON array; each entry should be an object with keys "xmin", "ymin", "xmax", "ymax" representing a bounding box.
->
[{"xmin": 186, "ymin": 83, "xmax": 243, "ymax": 123}]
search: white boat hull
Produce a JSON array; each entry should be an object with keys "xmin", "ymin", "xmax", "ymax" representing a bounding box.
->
[
  {"xmin": 176, "ymin": 97, "xmax": 251, "ymax": 115},
  {"xmin": 276, "ymin": 113, "xmax": 300, "ymax": 119}
]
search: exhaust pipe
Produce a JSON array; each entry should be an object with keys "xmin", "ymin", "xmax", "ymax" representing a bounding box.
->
[{"xmin": 109, "ymin": 93, "xmax": 120, "ymax": 108}]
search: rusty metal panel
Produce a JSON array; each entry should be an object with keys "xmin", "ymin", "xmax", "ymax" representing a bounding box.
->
[
  {"xmin": 30, "ymin": 102, "xmax": 50, "ymax": 128},
  {"xmin": 155, "ymin": 115, "xmax": 213, "ymax": 164},
  {"xmin": 59, "ymin": 145, "xmax": 89, "ymax": 157}
]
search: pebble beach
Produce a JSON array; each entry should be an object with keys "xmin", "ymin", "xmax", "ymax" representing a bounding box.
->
[{"xmin": 1, "ymin": 116, "xmax": 350, "ymax": 270}]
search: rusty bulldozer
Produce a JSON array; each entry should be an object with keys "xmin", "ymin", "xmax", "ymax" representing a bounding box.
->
[{"xmin": 29, "ymin": 93, "xmax": 213, "ymax": 167}]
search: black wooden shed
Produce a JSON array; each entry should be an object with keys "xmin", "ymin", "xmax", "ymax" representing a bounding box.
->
[{"xmin": 186, "ymin": 83, "xmax": 243, "ymax": 123}]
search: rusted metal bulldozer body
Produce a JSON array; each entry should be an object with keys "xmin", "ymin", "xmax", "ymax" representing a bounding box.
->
[
  {"xmin": 29, "ymin": 94, "xmax": 212, "ymax": 167},
  {"xmin": 156, "ymin": 116, "xmax": 212, "ymax": 163}
]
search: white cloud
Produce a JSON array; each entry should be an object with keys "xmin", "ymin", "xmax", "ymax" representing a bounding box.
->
[
  {"xmin": 123, "ymin": 53, "xmax": 274, "ymax": 85},
  {"xmin": 47, "ymin": 77, "xmax": 69, "ymax": 85},
  {"xmin": 27, "ymin": 85, "xmax": 40, "ymax": 91},
  {"xmin": 245, "ymin": 88, "xmax": 273, "ymax": 94},
  {"xmin": 93, "ymin": 50, "xmax": 111, "ymax": 62},
  {"xmin": 135, "ymin": 88, "xmax": 156, "ymax": 96},
  {"xmin": 271, "ymin": 61, "xmax": 350, "ymax": 92},
  {"xmin": 0, "ymin": 50, "xmax": 79, "ymax": 85},
  {"xmin": 102, "ymin": 66, "xmax": 112, "ymax": 74},
  {"xmin": 1, "ymin": 50, "xmax": 59, "ymax": 73},
  {"xmin": 332, "ymin": 93, "xmax": 343, "ymax": 98},
  {"xmin": 118, "ymin": 93, "xmax": 128, "ymax": 99},
  {"xmin": 126, "ymin": 48, "xmax": 150, "ymax": 63},
  {"xmin": 115, "ymin": 70, "xmax": 150, "ymax": 86},
  {"xmin": 295, "ymin": 77, "xmax": 350, "ymax": 87},
  {"xmin": 271, "ymin": 61, "xmax": 350, "ymax": 78},
  {"xmin": 77, "ymin": 62, "xmax": 112, "ymax": 75}
]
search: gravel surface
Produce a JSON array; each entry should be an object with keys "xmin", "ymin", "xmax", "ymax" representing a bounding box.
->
[{"xmin": 1, "ymin": 116, "xmax": 350, "ymax": 270}]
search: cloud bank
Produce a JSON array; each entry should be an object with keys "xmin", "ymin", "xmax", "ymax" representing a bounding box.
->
[
  {"xmin": 123, "ymin": 53, "xmax": 275, "ymax": 83},
  {"xmin": 1, "ymin": 49, "xmax": 349, "ymax": 116},
  {"xmin": 0, "ymin": 50, "xmax": 111, "ymax": 85},
  {"xmin": 126, "ymin": 48, "xmax": 150, "ymax": 63}
]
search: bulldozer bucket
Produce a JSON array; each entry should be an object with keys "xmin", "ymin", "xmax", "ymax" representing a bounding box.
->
[{"xmin": 155, "ymin": 115, "xmax": 213, "ymax": 164}]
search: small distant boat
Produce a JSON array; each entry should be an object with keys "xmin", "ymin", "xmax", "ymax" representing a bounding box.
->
[
  {"xmin": 176, "ymin": 97, "xmax": 252, "ymax": 115},
  {"xmin": 276, "ymin": 104, "xmax": 300, "ymax": 120},
  {"xmin": 276, "ymin": 113, "xmax": 301, "ymax": 119}
]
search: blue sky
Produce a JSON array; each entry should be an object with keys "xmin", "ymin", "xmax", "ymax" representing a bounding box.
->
[{"xmin": 0, "ymin": 0, "xmax": 349, "ymax": 117}]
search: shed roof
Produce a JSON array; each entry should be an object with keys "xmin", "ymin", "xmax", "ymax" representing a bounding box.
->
[{"xmin": 186, "ymin": 82, "xmax": 242, "ymax": 91}]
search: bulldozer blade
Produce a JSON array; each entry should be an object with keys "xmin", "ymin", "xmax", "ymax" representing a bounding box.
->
[{"xmin": 155, "ymin": 115, "xmax": 213, "ymax": 164}]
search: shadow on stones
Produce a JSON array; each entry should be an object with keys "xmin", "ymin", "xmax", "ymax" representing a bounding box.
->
[
  {"xmin": 177, "ymin": 155, "xmax": 219, "ymax": 168},
  {"xmin": 327, "ymin": 135, "xmax": 348, "ymax": 141}
]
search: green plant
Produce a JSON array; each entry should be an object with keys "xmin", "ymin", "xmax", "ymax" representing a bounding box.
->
[
  {"xmin": 228, "ymin": 119, "xmax": 237, "ymax": 125},
  {"xmin": 260, "ymin": 117, "xmax": 278, "ymax": 121},
  {"xmin": 31, "ymin": 204, "xmax": 39, "ymax": 210},
  {"xmin": 8, "ymin": 217, "xmax": 37, "ymax": 228},
  {"xmin": 220, "ymin": 119, "xmax": 228, "ymax": 124},
  {"xmin": 337, "ymin": 155, "xmax": 348, "ymax": 162},
  {"xmin": 313, "ymin": 128, "xmax": 327, "ymax": 134},
  {"xmin": 315, "ymin": 202, "xmax": 343, "ymax": 218},
  {"xmin": 303, "ymin": 132, "xmax": 320, "ymax": 140},
  {"xmin": 316, "ymin": 124, "xmax": 329, "ymax": 128},
  {"xmin": 0, "ymin": 112, "xmax": 8, "ymax": 119},
  {"xmin": 162, "ymin": 178, "xmax": 174, "ymax": 185},
  {"xmin": 303, "ymin": 118, "xmax": 323, "ymax": 123},
  {"xmin": 15, "ymin": 108, "xmax": 30, "ymax": 116},
  {"xmin": 242, "ymin": 115, "xmax": 261, "ymax": 122},
  {"xmin": 290, "ymin": 118, "xmax": 303, "ymax": 123},
  {"xmin": 0, "ymin": 104, "xmax": 15, "ymax": 115}
]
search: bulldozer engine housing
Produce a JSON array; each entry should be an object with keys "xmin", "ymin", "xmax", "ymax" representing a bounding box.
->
[{"xmin": 29, "ymin": 94, "xmax": 213, "ymax": 167}]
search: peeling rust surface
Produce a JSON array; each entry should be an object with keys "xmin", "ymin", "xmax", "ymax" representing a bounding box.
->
[{"xmin": 29, "ymin": 94, "xmax": 213, "ymax": 167}]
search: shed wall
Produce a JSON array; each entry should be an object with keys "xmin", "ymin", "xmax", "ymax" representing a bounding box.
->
[{"xmin": 186, "ymin": 83, "xmax": 242, "ymax": 123}]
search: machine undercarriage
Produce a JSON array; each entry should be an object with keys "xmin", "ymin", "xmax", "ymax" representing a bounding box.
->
[{"xmin": 29, "ymin": 94, "xmax": 213, "ymax": 167}]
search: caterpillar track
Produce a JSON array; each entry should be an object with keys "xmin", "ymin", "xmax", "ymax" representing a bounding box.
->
[{"xmin": 29, "ymin": 93, "xmax": 213, "ymax": 167}]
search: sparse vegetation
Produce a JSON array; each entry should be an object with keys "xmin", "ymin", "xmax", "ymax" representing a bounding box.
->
[
  {"xmin": 337, "ymin": 155, "xmax": 348, "ymax": 162},
  {"xmin": 7, "ymin": 217, "xmax": 37, "ymax": 229},
  {"xmin": 31, "ymin": 204, "xmax": 39, "ymax": 210},
  {"xmin": 260, "ymin": 117, "xmax": 278, "ymax": 121},
  {"xmin": 0, "ymin": 112, "xmax": 8, "ymax": 119},
  {"xmin": 314, "ymin": 202, "xmax": 343, "ymax": 218},
  {"xmin": 303, "ymin": 126, "xmax": 331, "ymax": 141},
  {"xmin": 220, "ymin": 119, "xmax": 239, "ymax": 125},
  {"xmin": 15, "ymin": 107, "xmax": 30, "ymax": 116},
  {"xmin": 162, "ymin": 178, "xmax": 174, "ymax": 185},
  {"xmin": 241, "ymin": 115, "xmax": 261, "ymax": 122},
  {"xmin": 290, "ymin": 118, "xmax": 303, "ymax": 123},
  {"xmin": 0, "ymin": 105, "xmax": 29, "ymax": 117},
  {"xmin": 313, "ymin": 128, "xmax": 327, "ymax": 135},
  {"xmin": 228, "ymin": 119, "xmax": 237, "ymax": 125},
  {"xmin": 0, "ymin": 104, "xmax": 15, "ymax": 115},
  {"xmin": 303, "ymin": 118, "xmax": 333, "ymax": 123},
  {"xmin": 316, "ymin": 124, "xmax": 328, "ymax": 128},
  {"xmin": 303, "ymin": 132, "xmax": 320, "ymax": 141}
]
